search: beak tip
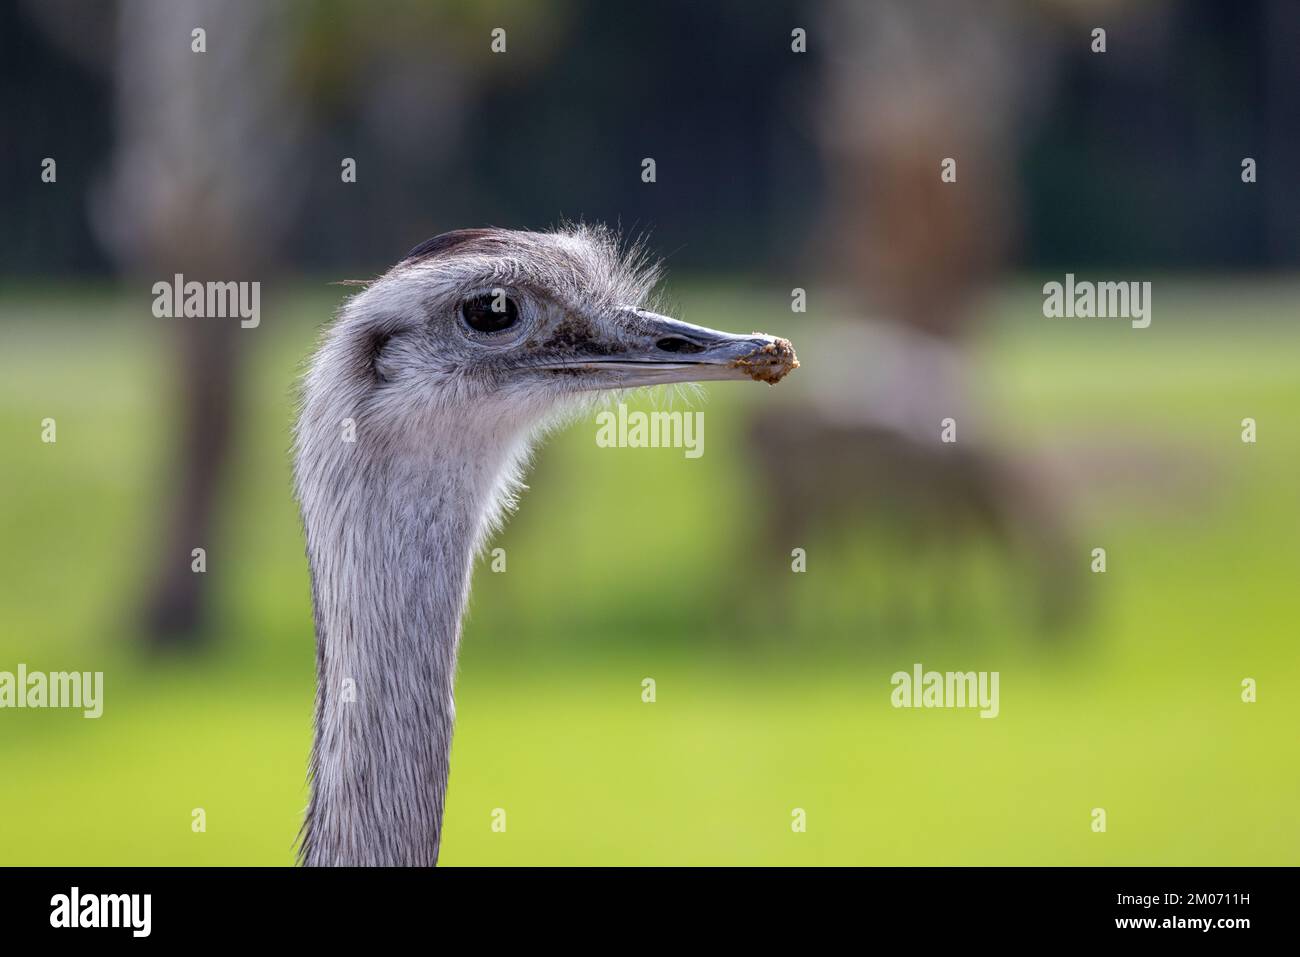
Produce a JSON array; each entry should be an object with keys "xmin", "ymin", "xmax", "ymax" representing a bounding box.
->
[{"xmin": 731, "ymin": 335, "xmax": 799, "ymax": 384}]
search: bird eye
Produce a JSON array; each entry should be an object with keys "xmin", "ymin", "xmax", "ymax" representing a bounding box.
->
[{"xmin": 461, "ymin": 293, "xmax": 519, "ymax": 334}]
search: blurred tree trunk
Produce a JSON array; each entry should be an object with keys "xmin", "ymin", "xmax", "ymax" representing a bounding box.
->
[
  {"xmin": 91, "ymin": 0, "xmax": 306, "ymax": 647},
  {"xmin": 744, "ymin": 0, "xmax": 1080, "ymax": 635}
]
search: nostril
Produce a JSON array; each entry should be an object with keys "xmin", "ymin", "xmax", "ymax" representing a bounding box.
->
[{"xmin": 655, "ymin": 336, "xmax": 705, "ymax": 355}]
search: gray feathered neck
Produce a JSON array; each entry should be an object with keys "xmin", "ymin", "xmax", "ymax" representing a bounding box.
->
[{"xmin": 293, "ymin": 226, "xmax": 654, "ymax": 865}]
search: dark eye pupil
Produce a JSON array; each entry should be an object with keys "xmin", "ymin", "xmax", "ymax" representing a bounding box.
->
[{"xmin": 462, "ymin": 294, "xmax": 518, "ymax": 333}]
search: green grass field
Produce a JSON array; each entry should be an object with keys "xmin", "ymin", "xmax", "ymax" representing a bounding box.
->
[{"xmin": 1, "ymin": 278, "xmax": 1297, "ymax": 864}]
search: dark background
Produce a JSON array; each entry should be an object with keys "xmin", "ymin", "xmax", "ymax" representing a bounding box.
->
[{"xmin": 3, "ymin": 0, "xmax": 1297, "ymax": 277}]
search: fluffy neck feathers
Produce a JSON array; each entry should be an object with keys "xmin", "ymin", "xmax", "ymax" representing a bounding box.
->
[{"xmin": 296, "ymin": 400, "xmax": 531, "ymax": 866}]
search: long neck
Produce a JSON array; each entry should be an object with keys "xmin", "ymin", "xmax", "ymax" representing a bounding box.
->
[{"xmin": 298, "ymin": 447, "xmax": 494, "ymax": 866}]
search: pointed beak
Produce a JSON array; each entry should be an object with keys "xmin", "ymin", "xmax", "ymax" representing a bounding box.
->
[{"xmin": 535, "ymin": 307, "xmax": 798, "ymax": 389}]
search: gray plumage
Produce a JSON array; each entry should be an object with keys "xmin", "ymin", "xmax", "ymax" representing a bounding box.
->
[{"xmin": 293, "ymin": 225, "xmax": 796, "ymax": 866}]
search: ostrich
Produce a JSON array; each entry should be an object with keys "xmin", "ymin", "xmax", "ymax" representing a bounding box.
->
[{"xmin": 293, "ymin": 225, "xmax": 797, "ymax": 866}]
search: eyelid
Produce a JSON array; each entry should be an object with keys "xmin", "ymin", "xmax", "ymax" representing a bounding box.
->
[
  {"xmin": 464, "ymin": 291, "xmax": 519, "ymax": 316},
  {"xmin": 474, "ymin": 287, "xmax": 535, "ymax": 313}
]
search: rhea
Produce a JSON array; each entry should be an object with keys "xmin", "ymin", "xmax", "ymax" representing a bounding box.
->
[{"xmin": 293, "ymin": 226, "xmax": 797, "ymax": 866}]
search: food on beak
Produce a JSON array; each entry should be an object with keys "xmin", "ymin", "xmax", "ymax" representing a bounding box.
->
[{"xmin": 731, "ymin": 336, "xmax": 799, "ymax": 384}]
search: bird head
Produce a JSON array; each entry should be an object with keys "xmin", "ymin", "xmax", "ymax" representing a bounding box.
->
[{"xmin": 303, "ymin": 226, "xmax": 797, "ymax": 442}]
